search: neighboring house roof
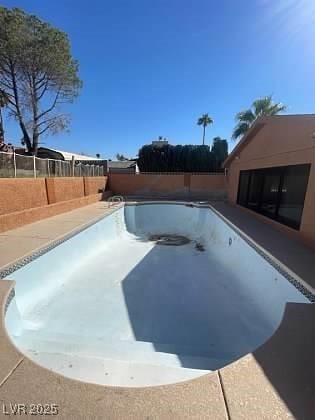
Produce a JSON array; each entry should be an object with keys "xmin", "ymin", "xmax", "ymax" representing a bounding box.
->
[
  {"xmin": 223, "ymin": 114, "xmax": 315, "ymax": 168},
  {"xmin": 51, "ymin": 149, "xmax": 102, "ymax": 161},
  {"xmin": 108, "ymin": 160, "xmax": 137, "ymax": 169},
  {"xmin": 37, "ymin": 147, "xmax": 65, "ymax": 160}
]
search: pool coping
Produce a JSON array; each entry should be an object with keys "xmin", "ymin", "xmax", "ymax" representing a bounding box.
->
[{"xmin": 0, "ymin": 200, "xmax": 314, "ymax": 418}]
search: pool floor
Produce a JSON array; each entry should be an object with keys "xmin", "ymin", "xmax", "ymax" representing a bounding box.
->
[{"xmin": 12, "ymin": 229, "xmax": 273, "ymax": 386}]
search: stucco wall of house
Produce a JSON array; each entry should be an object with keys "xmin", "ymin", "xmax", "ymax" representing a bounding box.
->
[
  {"xmin": 109, "ymin": 173, "xmax": 226, "ymax": 199},
  {"xmin": 226, "ymin": 115, "xmax": 315, "ymax": 248}
]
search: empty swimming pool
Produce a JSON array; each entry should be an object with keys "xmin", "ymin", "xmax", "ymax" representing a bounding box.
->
[{"xmin": 4, "ymin": 203, "xmax": 311, "ymax": 386}]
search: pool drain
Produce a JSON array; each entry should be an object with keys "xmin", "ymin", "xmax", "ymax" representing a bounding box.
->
[
  {"xmin": 195, "ymin": 242, "xmax": 205, "ymax": 252},
  {"xmin": 149, "ymin": 234, "xmax": 190, "ymax": 246}
]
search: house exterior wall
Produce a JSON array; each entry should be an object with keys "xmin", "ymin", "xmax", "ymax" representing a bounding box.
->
[{"xmin": 226, "ymin": 116, "xmax": 315, "ymax": 248}]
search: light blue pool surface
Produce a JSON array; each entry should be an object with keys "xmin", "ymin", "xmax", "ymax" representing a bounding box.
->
[{"xmin": 4, "ymin": 203, "xmax": 309, "ymax": 386}]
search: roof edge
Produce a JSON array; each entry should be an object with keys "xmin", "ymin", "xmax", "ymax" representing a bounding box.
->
[{"xmin": 223, "ymin": 117, "xmax": 267, "ymax": 168}]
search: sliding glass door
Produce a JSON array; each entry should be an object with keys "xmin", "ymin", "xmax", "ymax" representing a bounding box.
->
[
  {"xmin": 247, "ymin": 171, "xmax": 264, "ymax": 211},
  {"xmin": 277, "ymin": 165, "xmax": 311, "ymax": 228},
  {"xmin": 237, "ymin": 164, "xmax": 311, "ymax": 229},
  {"xmin": 259, "ymin": 168, "xmax": 282, "ymax": 218}
]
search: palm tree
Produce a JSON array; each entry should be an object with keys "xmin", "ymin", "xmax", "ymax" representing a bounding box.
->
[
  {"xmin": 0, "ymin": 89, "xmax": 9, "ymax": 142},
  {"xmin": 232, "ymin": 96, "xmax": 286, "ymax": 140},
  {"xmin": 197, "ymin": 113, "xmax": 213, "ymax": 145}
]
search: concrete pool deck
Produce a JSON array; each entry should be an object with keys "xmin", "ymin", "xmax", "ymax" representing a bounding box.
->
[{"xmin": 0, "ymin": 201, "xmax": 314, "ymax": 419}]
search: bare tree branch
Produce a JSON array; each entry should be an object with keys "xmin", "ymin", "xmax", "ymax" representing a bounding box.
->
[
  {"xmin": 37, "ymin": 80, "xmax": 49, "ymax": 101},
  {"xmin": 37, "ymin": 88, "xmax": 61, "ymax": 120}
]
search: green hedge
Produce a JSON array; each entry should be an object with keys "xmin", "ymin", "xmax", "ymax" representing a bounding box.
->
[{"xmin": 138, "ymin": 140, "xmax": 227, "ymax": 172}]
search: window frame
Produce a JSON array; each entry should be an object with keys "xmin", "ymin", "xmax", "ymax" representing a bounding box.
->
[{"xmin": 237, "ymin": 164, "xmax": 311, "ymax": 230}]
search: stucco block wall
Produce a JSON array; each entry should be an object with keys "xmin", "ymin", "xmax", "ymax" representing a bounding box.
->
[
  {"xmin": 45, "ymin": 178, "xmax": 85, "ymax": 204},
  {"xmin": 109, "ymin": 173, "xmax": 226, "ymax": 198},
  {"xmin": 83, "ymin": 176, "xmax": 108, "ymax": 196},
  {"xmin": 226, "ymin": 115, "xmax": 315, "ymax": 248},
  {"xmin": 0, "ymin": 177, "xmax": 108, "ymax": 234},
  {"xmin": 190, "ymin": 174, "xmax": 226, "ymax": 192},
  {"xmin": 0, "ymin": 179, "xmax": 48, "ymax": 216},
  {"xmin": 0, "ymin": 194, "xmax": 102, "ymax": 234},
  {"xmin": 109, "ymin": 174, "xmax": 184, "ymax": 196}
]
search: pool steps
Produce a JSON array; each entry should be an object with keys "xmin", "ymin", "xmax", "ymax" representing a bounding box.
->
[
  {"xmin": 23, "ymin": 351, "xmax": 211, "ymax": 387},
  {"xmin": 13, "ymin": 330, "xmax": 235, "ymax": 371}
]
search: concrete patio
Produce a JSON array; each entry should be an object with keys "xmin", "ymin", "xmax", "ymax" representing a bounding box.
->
[{"xmin": 0, "ymin": 201, "xmax": 314, "ymax": 419}]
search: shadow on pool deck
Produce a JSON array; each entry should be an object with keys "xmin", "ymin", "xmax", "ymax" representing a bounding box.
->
[
  {"xmin": 253, "ymin": 303, "xmax": 315, "ymax": 419},
  {"xmin": 218, "ymin": 302, "xmax": 315, "ymax": 420}
]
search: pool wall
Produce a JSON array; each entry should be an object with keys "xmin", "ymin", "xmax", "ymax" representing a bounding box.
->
[{"xmin": 5, "ymin": 208, "xmax": 125, "ymax": 324}]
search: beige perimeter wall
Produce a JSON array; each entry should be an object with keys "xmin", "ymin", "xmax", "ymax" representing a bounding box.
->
[
  {"xmin": 0, "ymin": 177, "xmax": 107, "ymax": 233},
  {"xmin": 109, "ymin": 173, "xmax": 226, "ymax": 200}
]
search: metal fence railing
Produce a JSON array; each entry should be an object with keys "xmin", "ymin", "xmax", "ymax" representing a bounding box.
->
[{"xmin": 0, "ymin": 151, "xmax": 104, "ymax": 178}]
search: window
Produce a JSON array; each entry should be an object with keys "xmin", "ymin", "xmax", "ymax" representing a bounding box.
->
[{"xmin": 237, "ymin": 164, "xmax": 311, "ymax": 229}]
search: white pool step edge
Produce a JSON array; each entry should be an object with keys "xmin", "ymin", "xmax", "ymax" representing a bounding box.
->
[
  {"xmin": 26, "ymin": 351, "xmax": 212, "ymax": 387},
  {"xmin": 13, "ymin": 330, "xmax": 236, "ymax": 370}
]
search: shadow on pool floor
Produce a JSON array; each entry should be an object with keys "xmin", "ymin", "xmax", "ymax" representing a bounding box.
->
[{"xmin": 121, "ymin": 241, "xmax": 272, "ymax": 370}]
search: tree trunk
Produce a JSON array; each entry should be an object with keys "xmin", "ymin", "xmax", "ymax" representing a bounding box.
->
[
  {"xmin": 202, "ymin": 125, "xmax": 206, "ymax": 145},
  {"xmin": 9, "ymin": 62, "xmax": 32, "ymax": 152},
  {"xmin": 0, "ymin": 107, "xmax": 4, "ymax": 142},
  {"xmin": 20, "ymin": 123, "xmax": 32, "ymax": 152},
  {"xmin": 31, "ymin": 74, "xmax": 39, "ymax": 156},
  {"xmin": 32, "ymin": 132, "xmax": 39, "ymax": 155}
]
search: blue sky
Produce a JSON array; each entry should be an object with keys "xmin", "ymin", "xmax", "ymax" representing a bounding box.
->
[{"xmin": 2, "ymin": 0, "xmax": 315, "ymax": 158}]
